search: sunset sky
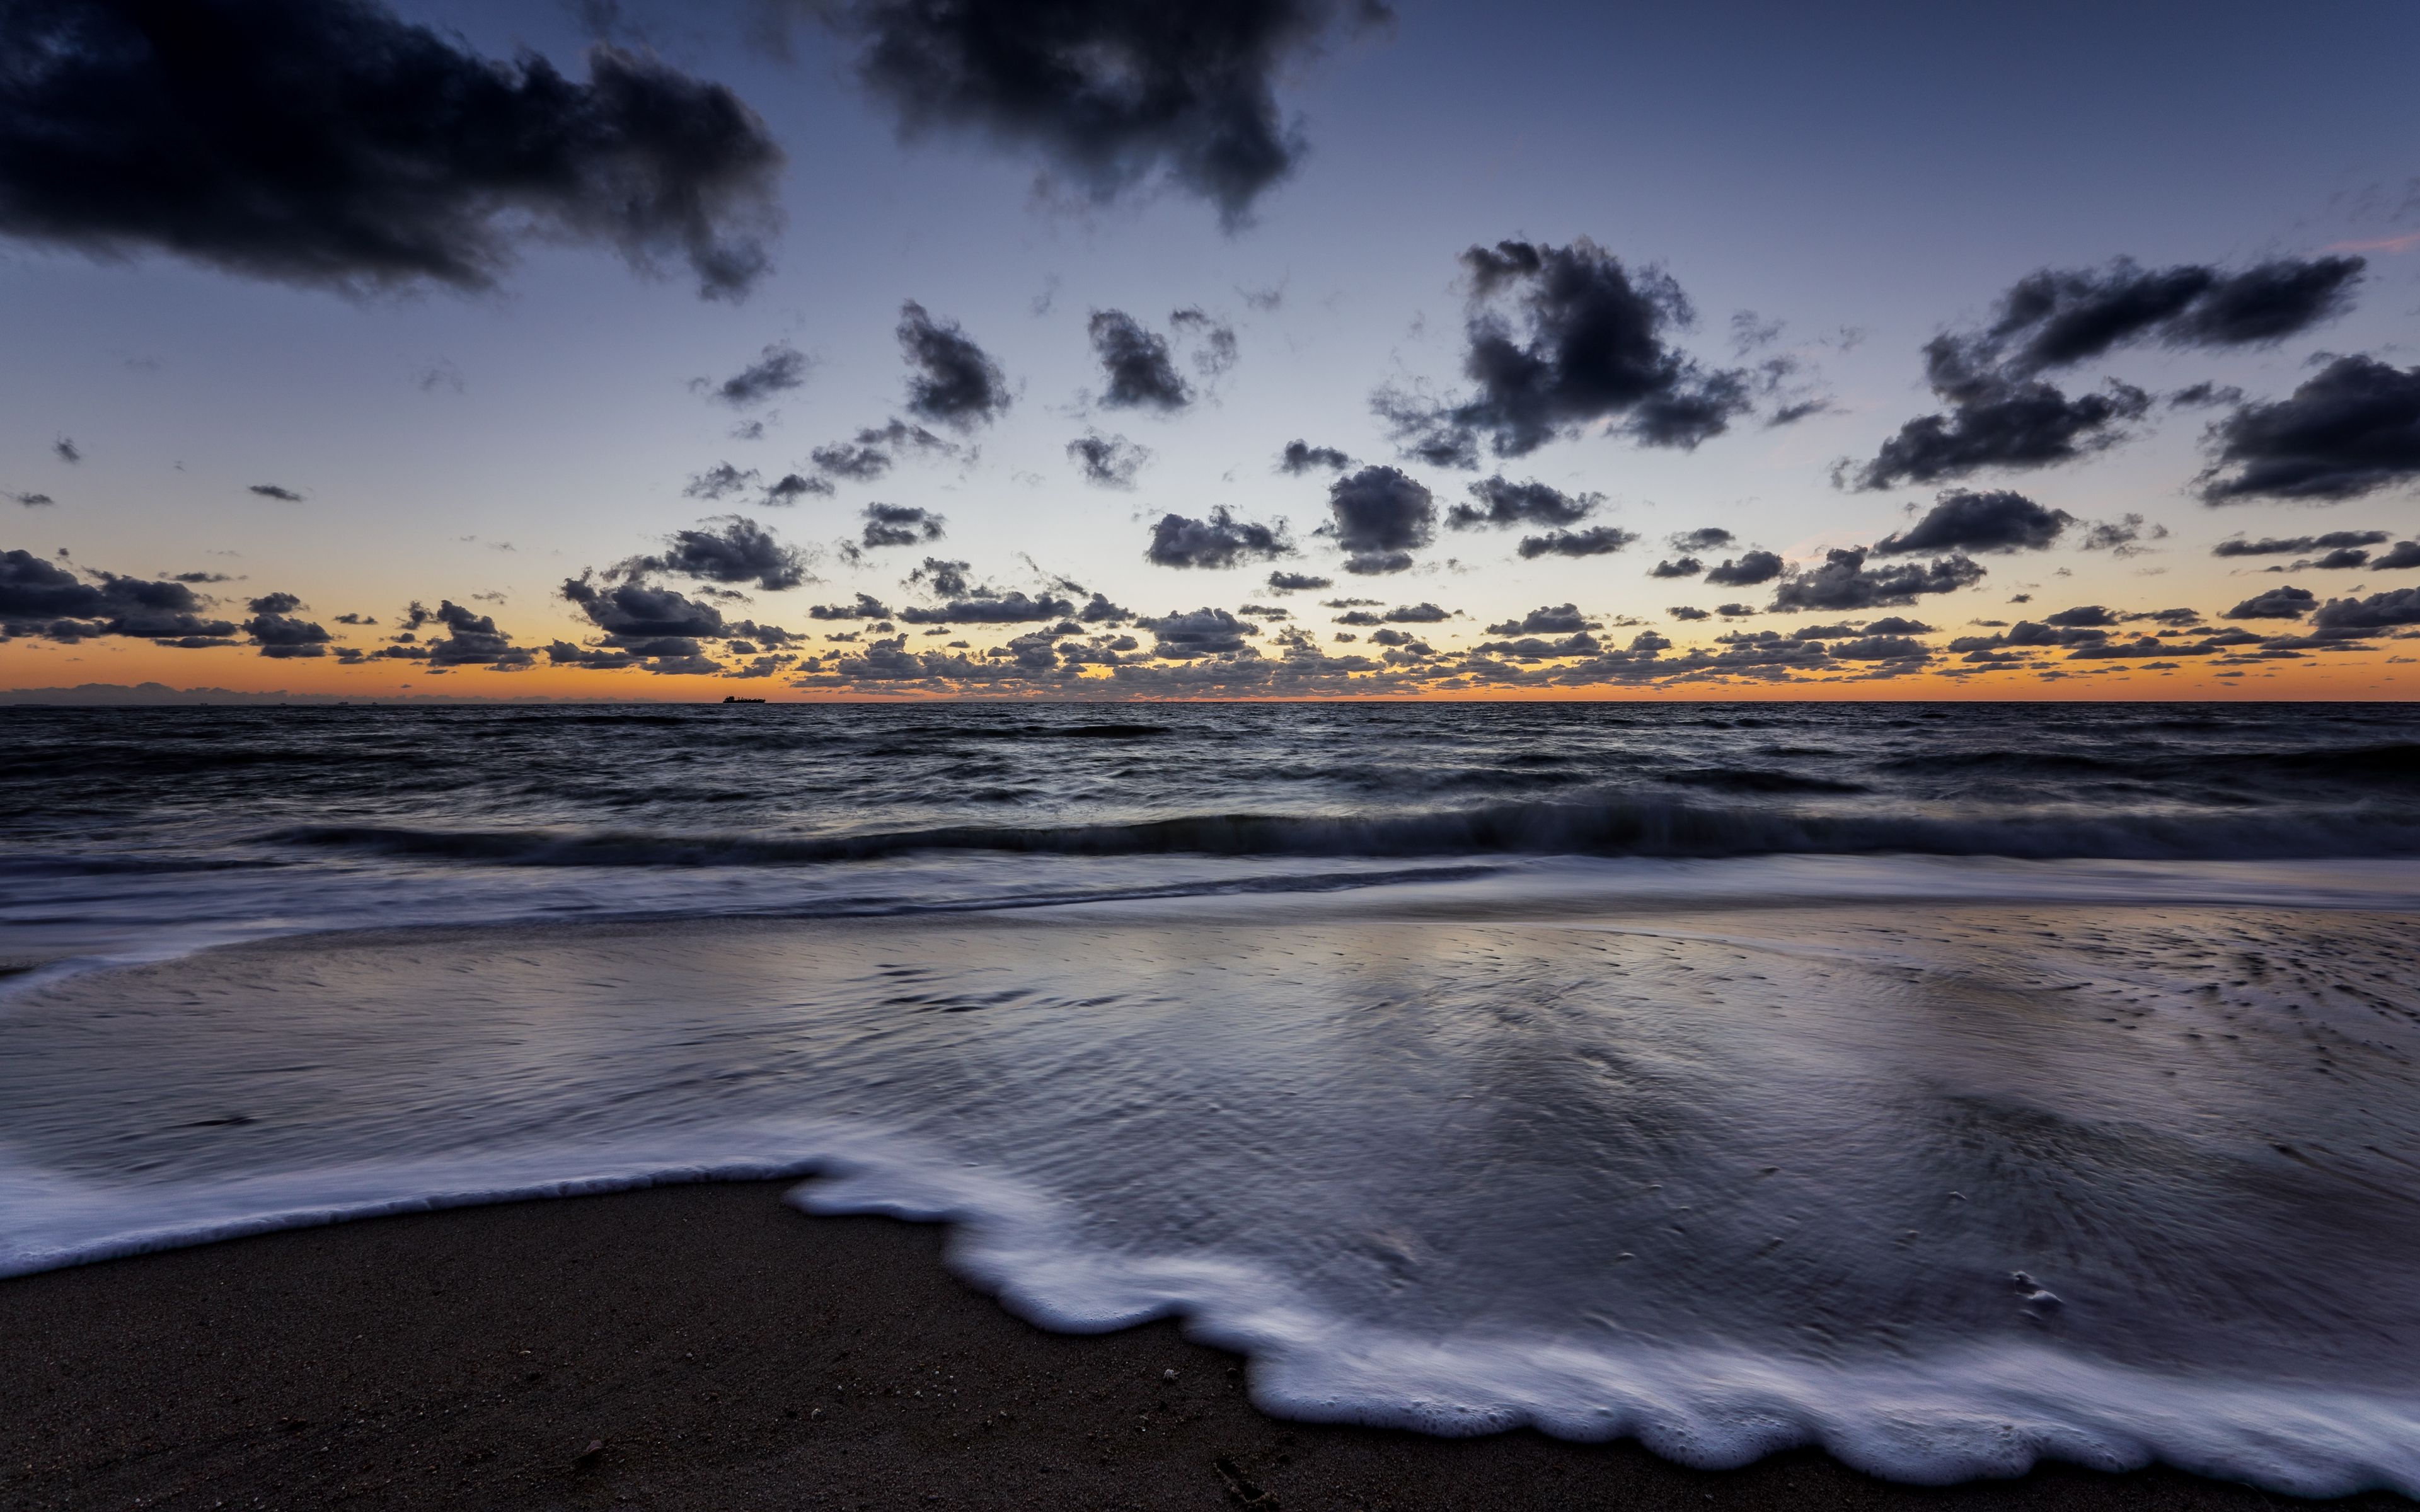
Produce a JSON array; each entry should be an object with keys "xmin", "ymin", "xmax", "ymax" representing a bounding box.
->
[{"xmin": 4, "ymin": 0, "xmax": 2417, "ymax": 700}]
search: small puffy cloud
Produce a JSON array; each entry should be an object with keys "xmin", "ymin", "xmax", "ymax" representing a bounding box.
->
[
  {"xmin": 1770, "ymin": 547, "xmax": 1985, "ymax": 612},
  {"xmin": 1278, "ymin": 440, "xmax": 1351, "ymax": 474},
  {"xmin": 1872, "ymin": 490, "xmax": 2072, "ymax": 554},
  {"xmin": 1485, "ymin": 604, "xmax": 1594, "ymax": 635},
  {"xmin": 1517, "ymin": 525, "xmax": 1637, "ymax": 558},
  {"xmin": 1446, "ymin": 476, "xmax": 1601, "ymax": 530},
  {"xmin": 1702, "ymin": 550, "xmax": 1785, "ymax": 587},
  {"xmin": 2223, "ymin": 585, "xmax": 2317, "ymax": 620},
  {"xmin": 2197, "ymin": 355, "xmax": 2420, "ymax": 504},
  {"xmin": 1088, "ymin": 309, "xmax": 1191, "ymax": 410},
  {"xmin": 1146, "ymin": 508, "xmax": 1293, "ymax": 570},
  {"xmin": 700, "ymin": 342, "xmax": 808, "ymax": 406},
  {"xmin": 1375, "ymin": 238, "xmax": 1753, "ymax": 464},
  {"xmin": 859, "ymin": 503, "xmax": 946, "ymax": 549},
  {"xmin": 898, "ymin": 301, "xmax": 1010, "ymax": 428},
  {"xmin": 1266, "ymin": 570, "xmax": 1332, "ymax": 592},
  {"xmin": 684, "ymin": 462, "xmax": 758, "ymax": 500},
  {"xmin": 2213, "ymin": 530, "xmax": 2389, "ymax": 558},
  {"xmin": 249, "ymin": 483, "xmax": 304, "ymax": 501},
  {"xmin": 1140, "ymin": 606, "xmax": 1258, "ymax": 658},
  {"xmin": 1067, "ymin": 432, "xmax": 1150, "ymax": 488},
  {"xmin": 824, "ymin": 0, "xmax": 1376, "ymax": 226},
  {"xmin": 628, "ymin": 515, "xmax": 810, "ymax": 591},
  {"xmin": 1323, "ymin": 465, "xmax": 1433, "ymax": 574},
  {"xmin": 0, "ymin": 0, "xmax": 783, "ymax": 298}
]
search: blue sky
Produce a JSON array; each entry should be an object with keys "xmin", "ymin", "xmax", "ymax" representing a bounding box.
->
[{"xmin": 3, "ymin": 0, "xmax": 2416, "ymax": 697}]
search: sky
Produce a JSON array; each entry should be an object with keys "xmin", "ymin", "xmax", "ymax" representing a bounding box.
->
[{"xmin": 3, "ymin": 0, "xmax": 2418, "ymax": 701}]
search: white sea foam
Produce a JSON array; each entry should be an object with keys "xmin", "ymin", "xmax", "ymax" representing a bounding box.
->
[{"xmin": 4, "ymin": 882, "xmax": 2419, "ymax": 1494}]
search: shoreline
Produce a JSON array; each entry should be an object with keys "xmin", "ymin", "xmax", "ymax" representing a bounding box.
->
[{"xmin": 3, "ymin": 1181, "xmax": 2409, "ymax": 1511}]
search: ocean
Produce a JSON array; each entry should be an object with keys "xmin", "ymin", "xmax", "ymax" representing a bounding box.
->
[{"xmin": 4, "ymin": 701, "xmax": 2418, "ymax": 1493}]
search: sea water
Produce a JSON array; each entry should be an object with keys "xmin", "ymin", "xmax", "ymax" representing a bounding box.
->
[{"xmin": 3, "ymin": 702, "xmax": 2417, "ymax": 1493}]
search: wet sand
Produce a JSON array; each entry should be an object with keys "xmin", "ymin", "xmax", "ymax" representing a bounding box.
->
[{"xmin": 1, "ymin": 1181, "xmax": 2406, "ymax": 1511}]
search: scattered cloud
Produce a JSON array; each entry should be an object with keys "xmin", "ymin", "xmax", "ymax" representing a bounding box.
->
[
  {"xmin": 1088, "ymin": 309, "xmax": 1192, "ymax": 411},
  {"xmin": 899, "ymin": 301, "xmax": 1011, "ymax": 428},
  {"xmin": 1872, "ymin": 489, "xmax": 2072, "ymax": 554},
  {"xmin": 860, "ymin": 502, "xmax": 947, "ymax": 548},
  {"xmin": 1277, "ymin": 440, "xmax": 1351, "ymax": 474},
  {"xmin": 1446, "ymin": 476, "xmax": 1601, "ymax": 530},
  {"xmin": 0, "ymin": 0, "xmax": 783, "ymax": 297},
  {"xmin": 2196, "ymin": 355, "xmax": 2420, "ymax": 503},
  {"xmin": 1146, "ymin": 508, "xmax": 1293, "ymax": 570},
  {"xmin": 1067, "ymin": 432, "xmax": 1150, "ymax": 488},
  {"xmin": 699, "ymin": 342, "xmax": 809, "ymax": 406},
  {"xmin": 1376, "ymin": 238, "xmax": 1753, "ymax": 465},
  {"xmin": 1322, "ymin": 465, "xmax": 1433, "ymax": 575},
  {"xmin": 1518, "ymin": 525, "xmax": 1637, "ymax": 559},
  {"xmin": 1770, "ymin": 547, "xmax": 1985, "ymax": 611},
  {"xmin": 819, "ymin": 0, "xmax": 1382, "ymax": 225}
]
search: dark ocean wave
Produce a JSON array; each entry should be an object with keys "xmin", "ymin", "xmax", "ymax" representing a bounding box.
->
[{"xmin": 270, "ymin": 796, "xmax": 2420, "ymax": 869}]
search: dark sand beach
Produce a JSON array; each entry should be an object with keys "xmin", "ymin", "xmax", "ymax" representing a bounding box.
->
[{"xmin": 4, "ymin": 1181, "xmax": 2406, "ymax": 1512}]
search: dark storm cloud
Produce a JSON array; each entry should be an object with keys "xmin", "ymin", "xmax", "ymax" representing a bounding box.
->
[
  {"xmin": 0, "ymin": 0, "xmax": 783, "ymax": 298},
  {"xmin": 1267, "ymin": 570, "xmax": 1331, "ymax": 592},
  {"xmin": 248, "ymin": 484, "xmax": 304, "ymax": 502},
  {"xmin": 2213, "ymin": 530, "xmax": 2390, "ymax": 558},
  {"xmin": 1651, "ymin": 558, "xmax": 1702, "ymax": 578},
  {"xmin": 824, "ymin": 0, "xmax": 1379, "ymax": 226},
  {"xmin": 1770, "ymin": 547, "xmax": 1985, "ymax": 612},
  {"xmin": 1067, "ymin": 432, "xmax": 1149, "ymax": 487},
  {"xmin": 1671, "ymin": 527, "xmax": 1734, "ymax": 552},
  {"xmin": 1702, "ymin": 550, "xmax": 1784, "ymax": 587},
  {"xmin": 0, "ymin": 548, "xmax": 238, "ymax": 642},
  {"xmin": 1088, "ymin": 311, "xmax": 1191, "ymax": 411},
  {"xmin": 425, "ymin": 600, "xmax": 535, "ymax": 667},
  {"xmin": 2312, "ymin": 587, "xmax": 2420, "ymax": 631},
  {"xmin": 629, "ymin": 515, "xmax": 810, "ymax": 590},
  {"xmin": 1669, "ymin": 605, "xmax": 1711, "ymax": 621},
  {"xmin": 700, "ymin": 342, "xmax": 808, "ymax": 406},
  {"xmin": 1145, "ymin": 508, "xmax": 1292, "ymax": 569},
  {"xmin": 898, "ymin": 302, "xmax": 1010, "ymax": 428},
  {"xmin": 1872, "ymin": 490, "xmax": 2072, "ymax": 555},
  {"xmin": 1848, "ymin": 256, "xmax": 2361, "ymax": 493},
  {"xmin": 245, "ymin": 591, "xmax": 302, "ymax": 614},
  {"xmin": 1139, "ymin": 607, "xmax": 1259, "ymax": 658},
  {"xmin": 2196, "ymin": 356, "xmax": 2420, "ymax": 503},
  {"xmin": 1278, "ymin": 440, "xmax": 1351, "ymax": 474},
  {"xmin": 1323, "ymin": 465, "xmax": 1432, "ymax": 575},
  {"xmin": 53, "ymin": 437, "xmax": 80, "ymax": 463},
  {"xmin": 2223, "ymin": 585, "xmax": 2317, "ymax": 620},
  {"xmin": 1517, "ymin": 526, "xmax": 1637, "ymax": 559},
  {"xmin": 2375, "ymin": 540, "xmax": 2420, "ymax": 571},
  {"xmin": 1446, "ymin": 476, "xmax": 1601, "ymax": 531},
  {"xmin": 809, "ymin": 592, "xmax": 891, "ymax": 620},
  {"xmin": 1376, "ymin": 239, "xmax": 1754, "ymax": 464},
  {"xmin": 860, "ymin": 503, "xmax": 947, "ymax": 548}
]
